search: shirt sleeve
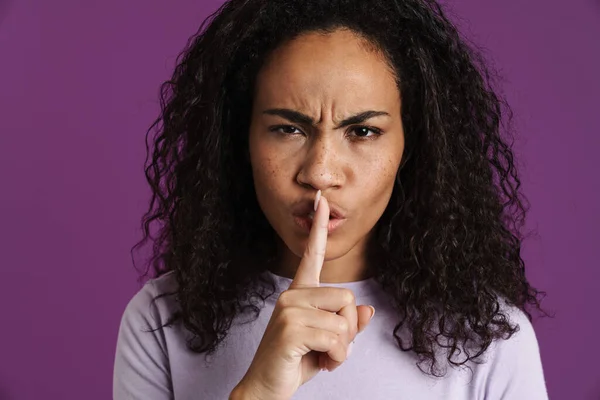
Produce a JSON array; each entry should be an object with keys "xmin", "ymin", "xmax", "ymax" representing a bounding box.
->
[
  {"xmin": 113, "ymin": 281, "xmax": 173, "ymax": 400},
  {"xmin": 483, "ymin": 306, "xmax": 549, "ymax": 400}
]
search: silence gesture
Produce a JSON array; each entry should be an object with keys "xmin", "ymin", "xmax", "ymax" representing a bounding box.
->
[{"xmin": 231, "ymin": 191, "xmax": 376, "ymax": 400}]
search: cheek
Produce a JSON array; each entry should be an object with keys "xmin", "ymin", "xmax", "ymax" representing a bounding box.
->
[
  {"xmin": 360, "ymin": 150, "xmax": 400, "ymax": 188},
  {"xmin": 249, "ymin": 143, "xmax": 288, "ymax": 206},
  {"xmin": 352, "ymin": 131, "xmax": 404, "ymax": 198},
  {"xmin": 353, "ymin": 155, "xmax": 400, "ymax": 221},
  {"xmin": 367, "ymin": 163, "xmax": 397, "ymax": 202}
]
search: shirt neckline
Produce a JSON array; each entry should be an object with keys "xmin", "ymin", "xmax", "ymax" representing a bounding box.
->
[{"xmin": 260, "ymin": 269, "xmax": 380, "ymax": 299}]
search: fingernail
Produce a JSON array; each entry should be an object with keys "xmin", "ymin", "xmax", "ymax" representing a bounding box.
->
[
  {"xmin": 347, "ymin": 341, "xmax": 354, "ymax": 358},
  {"xmin": 314, "ymin": 190, "xmax": 322, "ymax": 212},
  {"xmin": 368, "ymin": 306, "xmax": 376, "ymax": 321}
]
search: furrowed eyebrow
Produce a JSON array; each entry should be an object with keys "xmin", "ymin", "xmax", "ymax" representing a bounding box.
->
[{"xmin": 262, "ymin": 108, "xmax": 390, "ymax": 129}]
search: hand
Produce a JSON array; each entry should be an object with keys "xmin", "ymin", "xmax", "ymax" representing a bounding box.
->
[{"xmin": 233, "ymin": 191, "xmax": 376, "ymax": 400}]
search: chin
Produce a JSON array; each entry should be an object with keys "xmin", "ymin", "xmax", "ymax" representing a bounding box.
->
[{"xmin": 286, "ymin": 233, "xmax": 353, "ymax": 261}]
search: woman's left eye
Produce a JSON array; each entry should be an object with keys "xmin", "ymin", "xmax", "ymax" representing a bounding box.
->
[{"xmin": 349, "ymin": 126, "xmax": 382, "ymax": 138}]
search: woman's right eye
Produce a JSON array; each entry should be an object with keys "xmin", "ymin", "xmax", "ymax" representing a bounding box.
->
[{"xmin": 270, "ymin": 125, "xmax": 302, "ymax": 135}]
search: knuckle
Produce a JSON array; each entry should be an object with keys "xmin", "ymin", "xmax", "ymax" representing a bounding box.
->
[
  {"xmin": 337, "ymin": 316, "xmax": 349, "ymax": 332},
  {"xmin": 328, "ymin": 333, "xmax": 339, "ymax": 347},
  {"xmin": 342, "ymin": 288, "xmax": 355, "ymax": 304},
  {"xmin": 277, "ymin": 290, "xmax": 294, "ymax": 308}
]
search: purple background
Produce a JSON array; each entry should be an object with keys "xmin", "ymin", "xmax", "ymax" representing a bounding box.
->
[{"xmin": 1, "ymin": 0, "xmax": 598, "ymax": 399}]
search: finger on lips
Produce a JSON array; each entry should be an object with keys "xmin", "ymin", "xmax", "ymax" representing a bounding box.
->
[{"xmin": 290, "ymin": 190, "xmax": 359, "ymax": 372}]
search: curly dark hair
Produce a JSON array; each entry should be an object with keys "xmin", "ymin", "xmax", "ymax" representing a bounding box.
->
[{"xmin": 131, "ymin": 0, "xmax": 547, "ymax": 376}]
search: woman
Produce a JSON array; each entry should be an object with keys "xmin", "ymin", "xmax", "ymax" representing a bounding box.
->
[{"xmin": 113, "ymin": 0, "xmax": 548, "ymax": 398}]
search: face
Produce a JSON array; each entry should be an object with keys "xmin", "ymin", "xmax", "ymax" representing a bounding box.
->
[{"xmin": 248, "ymin": 28, "xmax": 405, "ymax": 268}]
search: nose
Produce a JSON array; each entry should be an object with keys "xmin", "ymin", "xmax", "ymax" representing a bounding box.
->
[{"xmin": 296, "ymin": 135, "xmax": 345, "ymax": 190}]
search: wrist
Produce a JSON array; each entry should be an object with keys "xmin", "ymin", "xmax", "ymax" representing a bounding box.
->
[
  {"xmin": 229, "ymin": 385, "xmax": 245, "ymax": 400},
  {"xmin": 229, "ymin": 381, "xmax": 262, "ymax": 400}
]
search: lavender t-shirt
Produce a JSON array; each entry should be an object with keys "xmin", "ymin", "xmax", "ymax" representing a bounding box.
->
[{"xmin": 113, "ymin": 270, "xmax": 548, "ymax": 399}]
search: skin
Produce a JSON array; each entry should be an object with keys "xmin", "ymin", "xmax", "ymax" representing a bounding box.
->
[
  {"xmin": 248, "ymin": 28, "xmax": 405, "ymax": 283},
  {"xmin": 232, "ymin": 194, "xmax": 376, "ymax": 400}
]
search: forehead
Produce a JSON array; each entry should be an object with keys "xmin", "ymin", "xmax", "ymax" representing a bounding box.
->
[{"xmin": 254, "ymin": 29, "xmax": 400, "ymax": 112}]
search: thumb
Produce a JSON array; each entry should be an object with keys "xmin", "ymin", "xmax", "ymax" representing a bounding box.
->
[{"xmin": 356, "ymin": 305, "xmax": 375, "ymax": 334}]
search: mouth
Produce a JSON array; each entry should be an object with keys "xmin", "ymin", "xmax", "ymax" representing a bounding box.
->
[
  {"xmin": 291, "ymin": 197, "xmax": 348, "ymax": 234},
  {"xmin": 292, "ymin": 210, "xmax": 347, "ymax": 234}
]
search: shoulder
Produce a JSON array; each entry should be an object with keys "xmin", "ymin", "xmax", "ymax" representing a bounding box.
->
[
  {"xmin": 473, "ymin": 300, "xmax": 548, "ymax": 399},
  {"xmin": 493, "ymin": 300, "xmax": 541, "ymax": 359},
  {"xmin": 116, "ymin": 271, "xmax": 180, "ymax": 351},
  {"xmin": 121, "ymin": 271, "xmax": 179, "ymax": 327},
  {"xmin": 113, "ymin": 272, "xmax": 179, "ymax": 399}
]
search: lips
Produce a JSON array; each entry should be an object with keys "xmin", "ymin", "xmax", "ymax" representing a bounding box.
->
[
  {"xmin": 293, "ymin": 215, "xmax": 346, "ymax": 233},
  {"xmin": 291, "ymin": 199, "xmax": 347, "ymax": 220},
  {"xmin": 291, "ymin": 198, "xmax": 347, "ymax": 233}
]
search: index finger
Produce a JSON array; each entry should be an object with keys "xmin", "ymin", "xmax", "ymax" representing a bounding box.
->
[{"xmin": 289, "ymin": 190, "xmax": 329, "ymax": 289}]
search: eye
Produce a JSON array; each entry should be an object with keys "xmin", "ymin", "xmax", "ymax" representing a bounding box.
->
[
  {"xmin": 269, "ymin": 125, "xmax": 303, "ymax": 136},
  {"xmin": 348, "ymin": 126, "xmax": 382, "ymax": 138}
]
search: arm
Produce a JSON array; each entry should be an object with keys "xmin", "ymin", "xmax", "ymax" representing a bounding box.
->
[{"xmin": 113, "ymin": 282, "xmax": 173, "ymax": 400}]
